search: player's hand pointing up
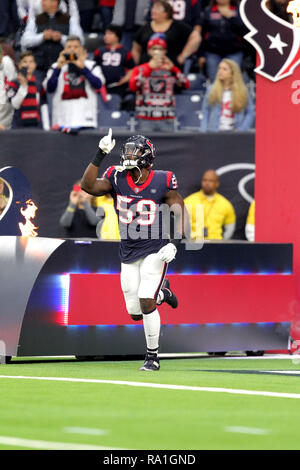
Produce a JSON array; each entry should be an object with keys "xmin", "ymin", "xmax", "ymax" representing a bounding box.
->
[{"xmin": 99, "ymin": 128, "xmax": 116, "ymax": 154}]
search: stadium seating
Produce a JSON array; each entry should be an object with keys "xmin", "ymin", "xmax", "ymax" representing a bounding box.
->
[
  {"xmin": 98, "ymin": 109, "xmax": 135, "ymax": 130},
  {"xmin": 176, "ymin": 94, "xmax": 202, "ymax": 113},
  {"xmin": 186, "ymin": 73, "xmax": 207, "ymax": 92},
  {"xmin": 175, "ymin": 93, "xmax": 203, "ymax": 131},
  {"xmin": 176, "ymin": 111, "xmax": 202, "ymax": 131},
  {"xmin": 98, "ymin": 92, "xmax": 121, "ymax": 110}
]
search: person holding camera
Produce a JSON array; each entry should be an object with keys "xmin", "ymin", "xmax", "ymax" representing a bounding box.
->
[
  {"xmin": 59, "ymin": 180, "xmax": 101, "ymax": 238},
  {"xmin": 129, "ymin": 32, "xmax": 190, "ymax": 132},
  {"xmin": 46, "ymin": 34, "xmax": 105, "ymax": 132},
  {"xmin": 6, "ymin": 50, "xmax": 44, "ymax": 128},
  {"xmin": 59, "ymin": 180, "xmax": 120, "ymax": 239}
]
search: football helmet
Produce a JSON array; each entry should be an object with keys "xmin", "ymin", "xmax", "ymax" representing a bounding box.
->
[{"xmin": 120, "ymin": 135, "xmax": 155, "ymax": 170}]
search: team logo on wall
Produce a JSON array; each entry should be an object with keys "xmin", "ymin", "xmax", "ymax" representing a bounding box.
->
[
  {"xmin": 240, "ymin": 0, "xmax": 300, "ymax": 81},
  {"xmin": 216, "ymin": 163, "xmax": 255, "ymax": 204}
]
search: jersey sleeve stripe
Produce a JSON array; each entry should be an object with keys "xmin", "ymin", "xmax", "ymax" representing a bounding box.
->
[
  {"xmin": 102, "ymin": 166, "xmax": 115, "ymax": 178},
  {"xmin": 166, "ymin": 171, "xmax": 173, "ymax": 188}
]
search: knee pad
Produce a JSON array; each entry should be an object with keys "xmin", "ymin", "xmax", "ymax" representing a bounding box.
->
[{"xmin": 124, "ymin": 297, "xmax": 141, "ymax": 317}]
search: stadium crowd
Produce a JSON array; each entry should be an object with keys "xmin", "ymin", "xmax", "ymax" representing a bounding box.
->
[
  {"xmin": 0, "ymin": 0, "xmax": 262, "ymax": 133},
  {"xmin": 1, "ymin": 0, "xmax": 290, "ymax": 240}
]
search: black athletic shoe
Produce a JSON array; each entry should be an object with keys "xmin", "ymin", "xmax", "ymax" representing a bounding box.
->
[
  {"xmin": 161, "ymin": 278, "xmax": 178, "ymax": 309},
  {"xmin": 139, "ymin": 354, "xmax": 160, "ymax": 371}
]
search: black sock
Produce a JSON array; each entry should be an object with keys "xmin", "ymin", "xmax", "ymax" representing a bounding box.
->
[{"xmin": 147, "ymin": 348, "xmax": 158, "ymax": 357}]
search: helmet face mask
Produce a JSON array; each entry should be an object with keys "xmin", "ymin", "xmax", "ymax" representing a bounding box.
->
[{"xmin": 120, "ymin": 135, "xmax": 155, "ymax": 170}]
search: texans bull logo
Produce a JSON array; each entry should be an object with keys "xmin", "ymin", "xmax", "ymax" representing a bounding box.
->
[{"xmin": 240, "ymin": 0, "xmax": 300, "ymax": 81}]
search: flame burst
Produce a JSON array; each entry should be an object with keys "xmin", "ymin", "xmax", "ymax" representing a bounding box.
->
[
  {"xmin": 18, "ymin": 199, "xmax": 39, "ymax": 237},
  {"xmin": 287, "ymin": 0, "xmax": 300, "ymax": 26}
]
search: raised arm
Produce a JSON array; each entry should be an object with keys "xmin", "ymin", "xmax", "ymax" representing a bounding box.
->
[{"xmin": 80, "ymin": 129, "xmax": 116, "ymax": 196}]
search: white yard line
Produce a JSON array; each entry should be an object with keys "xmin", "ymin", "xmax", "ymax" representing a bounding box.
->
[
  {"xmin": 0, "ymin": 375, "xmax": 300, "ymax": 399},
  {"xmin": 206, "ymin": 355, "xmax": 300, "ymax": 360},
  {"xmin": 63, "ymin": 427, "xmax": 108, "ymax": 436},
  {"xmin": 225, "ymin": 426, "xmax": 269, "ymax": 435},
  {"xmin": 0, "ymin": 436, "xmax": 122, "ymax": 450},
  {"xmin": 9, "ymin": 354, "xmax": 300, "ymax": 360},
  {"xmin": 264, "ymin": 371, "xmax": 300, "ymax": 375}
]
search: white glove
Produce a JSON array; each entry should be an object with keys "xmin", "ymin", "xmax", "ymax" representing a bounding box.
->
[
  {"xmin": 158, "ymin": 243, "xmax": 177, "ymax": 263},
  {"xmin": 99, "ymin": 128, "xmax": 116, "ymax": 154}
]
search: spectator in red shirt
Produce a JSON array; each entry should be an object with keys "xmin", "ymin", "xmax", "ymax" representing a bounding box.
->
[{"xmin": 129, "ymin": 33, "xmax": 190, "ymax": 132}]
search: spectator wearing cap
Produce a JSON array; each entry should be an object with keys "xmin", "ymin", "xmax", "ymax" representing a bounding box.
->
[
  {"xmin": 132, "ymin": 0, "xmax": 201, "ymax": 68},
  {"xmin": 129, "ymin": 32, "xmax": 190, "ymax": 132},
  {"xmin": 93, "ymin": 24, "xmax": 135, "ymax": 97},
  {"xmin": 59, "ymin": 179, "xmax": 101, "ymax": 238}
]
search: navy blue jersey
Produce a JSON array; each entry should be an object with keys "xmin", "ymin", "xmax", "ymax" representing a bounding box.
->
[
  {"xmin": 199, "ymin": 5, "xmax": 245, "ymax": 56},
  {"xmin": 102, "ymin": 166, "xmax": 178, "ymax": 263},
  {"xmin": 94, "ymin": 45, "xmax": 135, "ymax": 85}
]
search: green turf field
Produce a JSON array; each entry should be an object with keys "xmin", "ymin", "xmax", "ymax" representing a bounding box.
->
[{"xmin": 0, "ymin": 355, "xmax": 300, "ymax": 450}]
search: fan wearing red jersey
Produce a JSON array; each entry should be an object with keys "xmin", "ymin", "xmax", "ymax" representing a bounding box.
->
[{"xmin": 81, "ymin": 129, "xmax": 188, "ymax": 371}]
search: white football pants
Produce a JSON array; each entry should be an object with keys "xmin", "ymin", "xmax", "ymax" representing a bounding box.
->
[{"xmin": 120, "ymin": 252, "xmax": 167, "ymax": 316}]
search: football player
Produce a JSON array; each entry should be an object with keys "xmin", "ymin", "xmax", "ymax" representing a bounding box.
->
[{"xmin": 81, "ymin": 129, "xmax": 188, "ymax": 371}]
